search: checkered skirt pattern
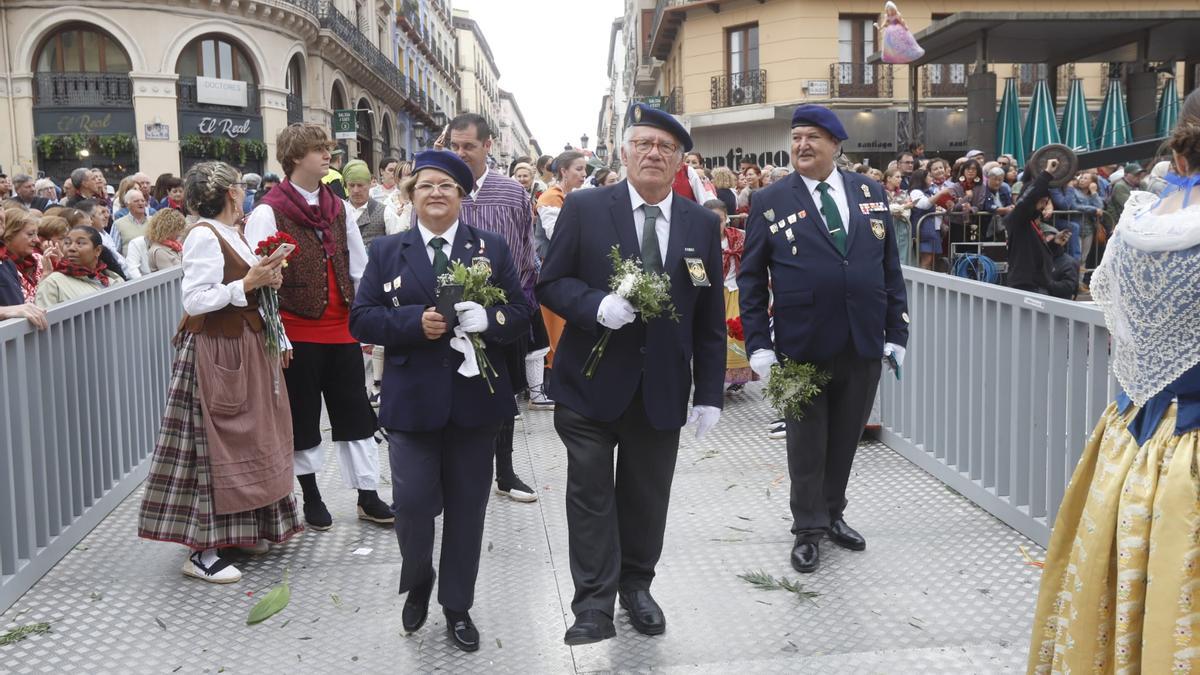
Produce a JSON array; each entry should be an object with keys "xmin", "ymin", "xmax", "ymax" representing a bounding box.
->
[{"xmin": 137, "ymin": 332, "xmax": 304, "ymax": 549}]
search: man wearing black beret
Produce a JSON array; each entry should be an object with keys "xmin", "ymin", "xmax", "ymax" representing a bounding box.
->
[
  {"xmin": 739, "ymin": 104, "xmax": 909, "ymax": 574},
  {"xmin": 537, "ymin": 102, "xmax": 726, "ymax": 644}
]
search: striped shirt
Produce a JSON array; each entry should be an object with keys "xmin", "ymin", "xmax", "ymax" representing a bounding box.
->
[{"xmin": 461, "ymin": 170, "xmax": 537, "ymax": 304}]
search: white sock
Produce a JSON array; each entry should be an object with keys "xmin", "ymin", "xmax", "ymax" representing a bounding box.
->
[
  {"xmin": 525, "ymin": 349, "xmax": 549, "ymax": 393},
  {"xmin": 197, "ymin": 548, "xmax": 221, "ymax": 567}
]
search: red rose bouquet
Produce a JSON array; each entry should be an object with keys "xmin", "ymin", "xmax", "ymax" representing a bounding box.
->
[
  {"xmin": 726, "ymin": 316, "xmax": 744, "ymax": 342},
  {"xmin": 254, "ymin": 232, "xmax": 299, "ymax": 359}
]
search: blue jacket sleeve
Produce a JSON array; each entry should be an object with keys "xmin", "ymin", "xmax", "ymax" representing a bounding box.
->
[
  {"xmin": 535, "ymin": 193, "xmax": 608, "ymax": 332},
  {"xmin": 692, "ymin": 212, "xmax": 726, "ymax": 409},
  {"xmin": 737, "ymin": 197, "xmax": 773, "ymax": 356},
  {"xmin": 349, "ymin": 241, "xmax": 427, "ymax": 347},
  {"xmin": 480, "ymin": 236, "xmax": 532, "ymax": 345}
]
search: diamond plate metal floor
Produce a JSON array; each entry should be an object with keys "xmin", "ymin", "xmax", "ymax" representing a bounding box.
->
[{"xmin": 1, "ymin": 384, "xmax": 1044, "ymax": 673}]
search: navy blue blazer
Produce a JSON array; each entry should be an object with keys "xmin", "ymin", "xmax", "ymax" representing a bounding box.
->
[
  {"xmin": 349, "ymin": 223, "xmax": 531, "ymax": 432},
  {"xmin": 739, "ymin": 170, "xmax": 908, "ymax": 363},
  {"xmin": 0, "ymin": 259, "xmax": 23, "ymax": 306},
  {"xmin": 536, "ymin": 180, "xmax": 725, "ymax": 431}
]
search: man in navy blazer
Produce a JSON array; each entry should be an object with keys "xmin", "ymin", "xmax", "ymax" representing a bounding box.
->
[
  {"xmin": 739, "ymin": 104, "xmax": 909, "ymax": 575},
  {"xmin": 349, "ymin": 150, "xmax": 530, "ymax": 653},
  {"xmin": 537, "ymin": 103, "xmax": 725, "ymax": 645}
]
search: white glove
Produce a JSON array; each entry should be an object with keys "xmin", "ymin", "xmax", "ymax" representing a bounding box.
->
[
  {"xmin": 883, "ymin": 343, "xmax": 906, "ymax": 370},
  {"xmin": 749, "ymin": 349, "xmax": 778, "ymax": 380},
  {"xmin": 687, "ymin": 405, "xmax": 722, "ymax": 440},
  {"xmin": 597, "ymin": 294, "xmax": 636, "ymax": 330},
  {"xmin": 455, "ymin": 301, "xmax": 489, "ymax": 334}
]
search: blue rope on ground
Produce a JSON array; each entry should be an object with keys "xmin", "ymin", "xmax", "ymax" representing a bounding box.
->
[{"xmin": 952, "ymin": 255, "xmax": 999, "ymax": 284}]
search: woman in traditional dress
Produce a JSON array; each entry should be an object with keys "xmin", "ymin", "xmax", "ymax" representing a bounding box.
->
[
  {"xmin": 1028, "ymin": 88, "xmax": 1200, "ymax": 673},
  {"xmin": 704, "ymin": 199, "xmax": 753, "ymax": 392},
  {"xmin": 137, "ymin": 161, "xmax": 300, "ymax": 584}
]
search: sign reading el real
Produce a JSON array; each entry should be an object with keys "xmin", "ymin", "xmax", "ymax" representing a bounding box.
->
[
  {"xmin": 179, "ymin": 111, "xmax": 263, "ymax": 140},
  {"xmin": 195, "ymin": 76, "xmax": 248, "ymax": 108},
  {"xmin": 34, "ymin": 109, "xmax": 136, "ymax": 135}
]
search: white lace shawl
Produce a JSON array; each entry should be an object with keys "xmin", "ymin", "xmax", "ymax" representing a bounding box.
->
[{"xmin": 1090, "ymin": 190, "xmax": 1200, "ymax": 405}]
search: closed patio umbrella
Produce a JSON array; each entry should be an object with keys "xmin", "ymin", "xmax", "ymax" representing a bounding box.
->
[
  {"xmin": 1023, "ymin": 79, "xmax": 1061, "ymax": 157},
  {"xmin": 1157, "ymin": 76, "xmax": 1180, "ymax": 138},
  {"xmin": 996, "ymin": 78, "xmax": 1025, "ymax": 167},
  {"xmin": 1059, "ymin": 78, "xmax": 1093, "ymax": 152},
  {"xmin": 1095, "ymin": 77, "xmax": 1131, "ymax": 149}
]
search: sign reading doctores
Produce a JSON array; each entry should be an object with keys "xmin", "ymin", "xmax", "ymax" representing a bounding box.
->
[{"xmin": 196, "ymin": 76, "xmax": 249, "ymax": 108}]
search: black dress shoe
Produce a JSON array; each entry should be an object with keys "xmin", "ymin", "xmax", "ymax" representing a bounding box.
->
[
  {"xmin": 828, "ymin": 519, "xmax": 866, "ymax": 551},
  {"xmin": 618, "ymin": 589, "xmax": 666, "ymax": 636},
  {"xmin": 444, "ymin": 610, "xmax": 479, "ymax": 652},
  {"xmin": 563, "ymin": 609, "xmax": 616, "ymax": 645},
  {"xmin": 303, "ymin": 500, "xmax": 332, "ymax": 531},
  {"xmin": 401, "ymin": 572, "xmax": 435, "ymax": 633},
  {"xmin": 791, "ymin": 539, "xmax": 820, "ymax": 574}
]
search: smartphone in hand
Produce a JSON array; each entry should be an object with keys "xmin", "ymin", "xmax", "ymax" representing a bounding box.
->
[
  {"xmin": 436, "ymin": 283, "xmax": 464, "ymax": 333},
  {"xmin": 262, "ymin": 243, "xmax": 295, "ymax": 265}
]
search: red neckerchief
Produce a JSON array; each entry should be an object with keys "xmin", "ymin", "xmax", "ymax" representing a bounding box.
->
[
  {"xmin": 163, "ymin": 239, "xmax": 183, "ymax": 253},
  {"xmin": 54, "ymin": 257, "xmax": 111, "ymax": 286},
  {"xmin": 260, "ymin": 179, "xmax": 343, "ymax": 258},
  {"xmin": 722, "ymin": 225, "xmax": 745, "ymax": 279},
  {"xmin": 10, "ymin": 250, "xmax": 39, "ymax": 284},
  {"xmin": 167, "ymin": 198, "xmax": 184, "ymax": 211}
]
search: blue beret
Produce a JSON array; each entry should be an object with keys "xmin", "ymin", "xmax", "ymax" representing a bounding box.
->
[
  {"xmin": 790, "ymin": 104, "xmax": 848, "ymax": 141},
  {"xmin": 626, "ymin": 102, "xmax": 693, "ymax": 152},
  {"xmin": 412, "ymin": 150, "xmax": 474, "ymax": 194}
]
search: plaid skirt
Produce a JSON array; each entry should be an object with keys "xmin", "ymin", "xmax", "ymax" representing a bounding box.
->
[{"xmin": 138, "ymin": 332, "xmax": 304, "ymax": 550}]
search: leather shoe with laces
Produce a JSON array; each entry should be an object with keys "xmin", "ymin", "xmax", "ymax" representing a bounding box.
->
[
  {"xmin": 828, "ymin": 519, "xmax": 866, "ymax": 551},
  {"xmin": 619, "ymin": 589, "xmax": 665, "ymax": 635},
  {"xmin": 563, "ymin": 609, "xmax": 616, "ymax": 645},
  {"xmin": 791, "ymin": 538, "xmax": 820, "ymax": 574},
  {"xmin": 401, "ymin": 571, "xmax": 435, "ymax": 633},
  {"xmin": 444, "ymin": 610, "xmax": 479, "ymax": 652}
]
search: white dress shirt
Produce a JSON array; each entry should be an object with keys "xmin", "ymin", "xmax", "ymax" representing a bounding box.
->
[
  {"xmin": 417, "ymin": 221, "xmax": 460, "ymax": 265},
  {"xmin": 469, "ymin": 171, "xmax": 488, "ymax": 201},
  {"xmin": 181, "ymin": 218, "xmax": 257, "ymax": 315},
  {"xmin": 345, "ymin": 199, "xmax": 402, "ymax": 239},
  {"xmin": 799, "ymin": 169, "xmax": 852, "ymax": 235},
  {"xmin": 244, "ymin": 181, "xmax": 367, "ymax": 293},
  {"xmin": 628, "ymin": 182, "xmax": 671, "ymax": 267}
]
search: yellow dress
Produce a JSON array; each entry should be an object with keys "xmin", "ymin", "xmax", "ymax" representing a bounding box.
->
[{"xmin": 1028, "ymin": 384, "xmax": 1200, "ymax": 673}]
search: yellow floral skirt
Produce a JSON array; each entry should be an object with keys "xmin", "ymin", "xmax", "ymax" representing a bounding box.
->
[
  {"xmin": 725, "ymin": 287, "xmax": 752, "ymax": 385},
  {"xmin": 1028, "ymin": 402, "xmax": 1200, "ymax": 673}
]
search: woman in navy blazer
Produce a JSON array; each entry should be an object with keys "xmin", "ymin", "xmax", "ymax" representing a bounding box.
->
[{"xmin": 349, "ymin": 151, "xmax": 530, "ymax": 652}]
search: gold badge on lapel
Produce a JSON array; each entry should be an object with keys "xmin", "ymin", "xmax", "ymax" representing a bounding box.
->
[
  {"xmin": 496, "ymin": 310, "xmax": 506, "ymax": 326},
  {"xmin": 871, "ymin": 219, "xmax": 886, "ymax": 240},
  {"xmin": 684, "ymin": 257, "xmax": 710, "ymax": 287},
  {"xmin": 763, "ymin": 208, "xmax": 775, "ymax": 222},
  {"xmin": 860, "ymin": 184, "xmax": 871, "ymax": 198},
  {"xmin": 471, "ymin": 256, "xmax": 492, "ymax": 274}
]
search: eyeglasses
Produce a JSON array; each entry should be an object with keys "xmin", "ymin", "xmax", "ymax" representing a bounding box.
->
[
  {"xmin": 414, "ymin": 182, "xmax": 461, "ymax": 195},
  {"xmin": 630, "ymin": 139, "xmax": 679, "ymax": 156}
]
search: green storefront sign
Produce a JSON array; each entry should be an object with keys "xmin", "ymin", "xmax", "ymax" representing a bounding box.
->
[{"xmin": 333, "ymin": 109, "xmax": 357, "ymax": 140}]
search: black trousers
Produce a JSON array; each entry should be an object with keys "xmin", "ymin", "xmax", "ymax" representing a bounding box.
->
[
  {"xmin": 389, "ymin": 423, "xmax": 499, "ymax": 612},
  {"xmin": 283, "ymin": 341, "xmax": 378, "ymax": 451},
  {"xmin": 554, "ymin": 390, "xmax": 680, "ymax": 616},
  {"xmin": 786, "ymin": 348, "xmax": 881, "ymax": 539}
]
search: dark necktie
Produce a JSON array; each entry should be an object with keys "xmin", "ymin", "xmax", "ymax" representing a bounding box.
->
[
  {"xmin": 641, "ymin": 204, "xmax": 663, "ymax": 274},
  {"xmin": 429, "ymin": 236, "xmax": 449, "ymax": 277},
  {"xmin": 816, "ymin": 182, "xmax": 847, "ymax": 255}
]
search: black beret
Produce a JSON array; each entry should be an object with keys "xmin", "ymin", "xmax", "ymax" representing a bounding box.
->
[
  {"xmin": 626, "ymin": 102, "xmax": 693, "ymax": 152},
  {"xmin": 412, "ymin": 150, "xmax": 474, "ymax": 194}
]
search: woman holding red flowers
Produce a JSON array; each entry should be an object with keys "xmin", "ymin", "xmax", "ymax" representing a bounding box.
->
[
  {"xmin": 706, "ymin": 199, "xmax": 754, "ymax": 391},
  {"xmin": 138, "ymin": 161, "xmax": 300, "ymax": 585}
]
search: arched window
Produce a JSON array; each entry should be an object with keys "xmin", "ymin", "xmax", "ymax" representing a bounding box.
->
[
  {"xmin": 286, "ymin": 56, "xmax": 304, "ymax": 124},
  {"xmin": 35, "ymin": 23, "xmax": 131, "ymax": 73},
  {"xmin": 177, "ymin": 35, "xmax": 257, "ymax": 85}
]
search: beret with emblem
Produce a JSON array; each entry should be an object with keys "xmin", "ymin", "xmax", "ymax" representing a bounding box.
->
[
  {"xmin": 790, "ymin": 104, "xmax": 849, "ymax": 142},
  {"xmin": 626, "ymin": 102, "xmax": 693, "ymax": 152},
  {"xmin": 412, "ymin": 149, "xmax": 474, "ymax": 195}
]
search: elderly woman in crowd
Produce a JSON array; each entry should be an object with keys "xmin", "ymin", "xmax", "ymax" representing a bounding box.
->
[
  {"xmin": 146, "ymin": 208, "xmax": 187, "ymax": 272},
  {"xmin": 34, "ymin": 178, "xmax": 58, "ymax": 203},
  {"xmin": 350, "ymin": 150, "xmax": 531, "ymax": 652},
  {"xmin": 138, "ymin": 161, "xmax": 299, "ymax": 585},
  {"xmin": 34, "ymin": 225, "xmax": 125, "ymax": 308},
  {"xmin": 710, "ymin": 166, "xmax": 739, "ymax": 216},
  {"xmin": 0, "ymin": 210, "xmax": 48, "ymax": 329},
  {"xmin": 35, "ymin": 215, "xmax": 68, "ymax": 273},
  {"xmin": 4, "ymin": 208, "xmax": 44, "ymax": 301}
]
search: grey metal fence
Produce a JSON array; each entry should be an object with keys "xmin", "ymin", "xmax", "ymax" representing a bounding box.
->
[
  {"xmin": 0, "ymin": 268, "xmax": 182, "ymax": 612},
  {"xmin": 876, "ymin": 267, "xmax": 1115, "ymax": 548}
]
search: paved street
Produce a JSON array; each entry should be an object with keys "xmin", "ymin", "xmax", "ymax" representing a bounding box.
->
[{"xmin": 0, "ymin": 385, "xmax": 1043, "ymax": 673}]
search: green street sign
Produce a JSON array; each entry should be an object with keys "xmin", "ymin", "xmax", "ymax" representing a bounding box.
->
[{"xmin": 333, "ymin": 109, "xmax": 357, "ymax": 140}]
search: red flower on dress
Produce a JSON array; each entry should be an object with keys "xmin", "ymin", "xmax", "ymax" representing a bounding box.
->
[{"xmin": 726, "ymin": 316, "xmax": 744, "ymax": 342}]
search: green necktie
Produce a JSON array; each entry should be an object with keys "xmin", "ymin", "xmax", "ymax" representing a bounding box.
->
[
  {"xmin": 816, "ymin": 182, "xmax": 847, "ymax": 255},
  {"xmin": 641, "ymin": 205, "xmax": 664, "ymax": 274},
  {"xmin": 430, "ymin": 236, "xmax": 449, "ymax": 277}
]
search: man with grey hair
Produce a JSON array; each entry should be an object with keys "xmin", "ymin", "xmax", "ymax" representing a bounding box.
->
[
  {"xmin": 241, "ymin": 172, "xmax": 262, "ymax": 213},
  {"xmin": 5, "ymin": 174, "xmax": 51, "ymax": 211},
  {"xmin": 67, "ymin": 167, "xmax": 99, "ymax": 206},
  {"xmin": 113, "ymin": 189, "xmax": 152, "ymax": 256}
]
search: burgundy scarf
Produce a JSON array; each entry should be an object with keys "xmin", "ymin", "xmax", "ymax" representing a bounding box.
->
[
  {"xmin": 260, "ymin": 179, "xmax": 343, "ymax": 258},
  {"xmin": 10, "ymin": 251, "xmax": 39, "ymax": 285},
  {"xmin": 54, "ymin": 257, "xmax": 111, "ymax": 286}
]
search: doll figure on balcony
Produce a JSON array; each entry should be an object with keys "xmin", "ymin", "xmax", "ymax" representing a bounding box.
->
[{"xmin": 878, "ymin": 1, "xmax": 925, "ymax": 65}]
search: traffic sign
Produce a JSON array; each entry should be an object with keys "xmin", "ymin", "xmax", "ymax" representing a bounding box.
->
[{"xmin": 333, "ymin": 109, "xmax": 357, "ymax": 140}]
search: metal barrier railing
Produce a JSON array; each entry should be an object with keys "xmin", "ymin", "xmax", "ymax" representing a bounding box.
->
[
  {"xmin": 0, "ymin": 268, "xmax": 183, "ymax": 612},
  {"xmin": 877, "ymin": 267, "xmax": 1115, "ymax": 547}
]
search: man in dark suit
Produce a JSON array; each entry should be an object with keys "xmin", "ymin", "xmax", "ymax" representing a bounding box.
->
[
  {"xmin": 349, "ymin": 150, "xmax": 531, "ymax": 652},
  {"xmin": 537, "ymin": 103, "xmax": 726, "ymax": 645},
  {"xmin": 739, "ymin": 104, "xmax": 909, "ymax": 575}
]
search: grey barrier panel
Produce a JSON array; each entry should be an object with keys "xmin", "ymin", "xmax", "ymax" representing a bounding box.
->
[
  {"xmin": 0, "ymin": 268, "xmax": 182, "ymax": 613},
  {"xmin": 877, "ymin": 267, "xmax": 1115, "ymax": 548}
]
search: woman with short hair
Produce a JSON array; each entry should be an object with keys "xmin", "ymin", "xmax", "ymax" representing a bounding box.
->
[
  {"xmin": 3, "ymin": 208, "xmax": 43, "ymax": 301},
  {"xmin": 137, "ymin": 161, "xmax": 300, "ymax": 584},
  {"xmin": 33, "ymin": 225, "xmax": 125, "ymax": 308},
  {"xmin": 146, "ymin": 208, "xmax": 187, "ymax": 272},
  {"xmin": 710, "ymin": 166, "xmax": 739, "ymax": 216}
]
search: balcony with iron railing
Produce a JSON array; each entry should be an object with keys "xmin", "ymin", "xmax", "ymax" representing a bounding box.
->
[
  {"xmin": 33, "ymin": 72, "xmax": 133, "ymax": 108},
  {"xmin": 177, "ymin": 76, "xmax": 260, "ymax": 114},
  {"xmin": 830, "ymin": 62, "xmax": 893, "ymax": 99},
  {"xmin": 922, "ymin": 64, "xmax": 971, "ymax": 98},
  {"xmin": 711, "ymin": 71, "xmax": 766, "ymax": 109}
]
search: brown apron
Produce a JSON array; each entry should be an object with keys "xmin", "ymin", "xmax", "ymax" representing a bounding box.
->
[{"xmin": 185, "ymin": 224, "xmax": 295, "ymax": 515}]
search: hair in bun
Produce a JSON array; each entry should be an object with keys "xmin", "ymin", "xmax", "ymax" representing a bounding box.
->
[{"xmin": 183, "ymin": 162, "xmax": 241, "ymax": 218}]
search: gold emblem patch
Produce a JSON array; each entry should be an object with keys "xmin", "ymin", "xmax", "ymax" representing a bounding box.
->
[
  {"xmin": 902, "ymin": 312, "xmax": 910, "ymax": 324},
  {"xmin": 633, "ymin": 106, "xmax": 643, "ymax": 122},
  {"xmin": 471, "ymin": 256, "xmax": 492, "ymax": 274},
  {"xmin": 684, "ymin": 257, "xmax": 711, "ymax": 287},
  {"xmin": 496, "ymin": 310, "xmax": 506, "ymax": 326},
  {"xmin": 871, "ymin": 219, "xmax": 886, "ymax": 240}
]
